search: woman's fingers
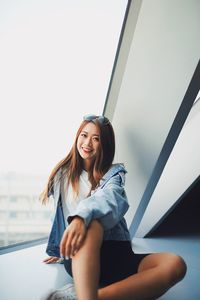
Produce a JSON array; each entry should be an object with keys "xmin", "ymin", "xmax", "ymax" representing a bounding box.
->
[
  {"xmin": 44, "ymin": 221, "xmax": 87, "ymax": 264},
  {"xmin": 64, "ymin": 233, "xmax": 73, "ymax": 258},
  {"xmin": 60, "ymin": 217, "xmax": 87, "ymax": 258},
  {"xmin": 71, "ymin": 235, "xmax": 82, "ymax": 257},
  {"xmin": 74, "ymin": 234, "xmax": 85, "ymax": 254},
  {"xmin": 43, "ymin": 256, "xmax": 59, "ymax": 264},
  {"xmin": 70, "ymin": 230, "xmax": 86, "ymax": 257},
  {"xmin": 60, "ymin": 229, "xmax": 75, "ymax": 258},
  {"xmin": 60, "ymin": 229, "xmax": 69, "ymax": 258}
]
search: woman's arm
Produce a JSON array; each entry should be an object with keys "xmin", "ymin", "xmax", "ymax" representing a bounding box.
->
[{"xmin": 68, "ymin": 173, "xmax": 129, "ymax": 230}]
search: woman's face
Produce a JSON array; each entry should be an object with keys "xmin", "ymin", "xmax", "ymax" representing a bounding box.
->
[{"xmin": 77, "ymin": 122, "xmax": 100, "ymax": 170}]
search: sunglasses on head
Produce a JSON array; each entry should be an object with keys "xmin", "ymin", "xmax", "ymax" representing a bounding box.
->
[{"xmin": 83, "ymin": 114, "xmax": 110, "ymax": 125}]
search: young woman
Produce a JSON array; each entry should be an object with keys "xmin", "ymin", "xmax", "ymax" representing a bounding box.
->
[{"xmin": 41, "ymin": 114, "xmax": 186, "ymax": 300}]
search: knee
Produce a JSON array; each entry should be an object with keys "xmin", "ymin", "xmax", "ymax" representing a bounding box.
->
[
  {"xmin": 165, "ymin": 254, "xmax": 187, "ymax": 285},
  {"xmin": 173, "ymin": 255, "xmax": 187, "ymax": 282}
]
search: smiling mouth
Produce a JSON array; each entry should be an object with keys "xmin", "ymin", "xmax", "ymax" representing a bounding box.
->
[{"xmin": 82, "ymin": 147, "xmax": 93, "ymax": 153}]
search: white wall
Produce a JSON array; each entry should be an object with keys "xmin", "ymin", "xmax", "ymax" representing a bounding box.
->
[
  {"xmin": 135, "ymin": 99, "xmax": 200, "ymax": 237},
  {"xmin": 105, "ymin": 0, "xmax": 200, "ymax": 231}
]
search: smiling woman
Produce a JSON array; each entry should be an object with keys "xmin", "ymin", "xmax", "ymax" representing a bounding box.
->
[
  {"xmin": 0, "ymin": 0, "xmax": 128, "ymax": 248},
  {"xmin": 40, "ymin": 114, "xmax": 186, "ymax": 300}
]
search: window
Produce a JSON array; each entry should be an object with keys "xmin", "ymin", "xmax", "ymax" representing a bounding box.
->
[
  {"xmin": 194, "ymin": 89, "xmax": 200, "ymax": 104},
  {"xmin": 0, "ymin": 0, "xmax": 128, "ymax": 247}
]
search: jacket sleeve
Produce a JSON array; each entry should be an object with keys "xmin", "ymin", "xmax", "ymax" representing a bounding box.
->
[
  {"xmin": 51, "ymin": 169, "xmax": 62, "ymax": 208},
  {"xmin": 67, "ymin": 172, "xmax": 129, "ymax": 230}
]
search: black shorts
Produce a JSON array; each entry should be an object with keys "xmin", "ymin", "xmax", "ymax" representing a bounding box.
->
[{"xmin": 63, "ymin": 240, "xmax": 150, "ymax": 287}]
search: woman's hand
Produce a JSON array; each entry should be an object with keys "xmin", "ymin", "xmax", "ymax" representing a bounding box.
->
[
  {"xmin": 60, "ymin": 216, "xmax": 87, "ymax": 258},
  {"xmin": 43, "ymin": 256, "xmax": 60, "ymax": 264}
]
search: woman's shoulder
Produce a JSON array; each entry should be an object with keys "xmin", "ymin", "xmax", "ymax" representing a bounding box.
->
[
  {"xmin": 54, "ymin": 167, "xmax": 63, "ymax": 179},
  {"xmin": 54, "ymin": 166, "xmax": 68, "ymax": 185},
  {"xmin": 108, "ymin": 163, "xmax": 127, "ymax": 174},
  {"xmin": 98, "ymin": 164, "xmax": 127, "ymax": 189},
  {"xmin": 101, "ymin": 163, "xmax": 127, "ymax": 183}
]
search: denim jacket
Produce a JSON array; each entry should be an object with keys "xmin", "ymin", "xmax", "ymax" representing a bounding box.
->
[{"xmin": 46, "ymin": 163, "xmax": 131, "ymax": 257}]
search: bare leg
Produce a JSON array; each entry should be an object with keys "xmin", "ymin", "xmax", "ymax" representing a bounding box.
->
[
  {"xmin": 98, "ymin": 252, "xmax": 187, "ymax": 300},
  {"xmin": 71, "ymin": 220, "xmax": 186, "ymax": 300},
  {"xmin": 72, "ymin": 220, "xmax": 103, "ymax": 300}
]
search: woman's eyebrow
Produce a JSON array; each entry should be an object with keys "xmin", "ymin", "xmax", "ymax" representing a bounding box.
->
[{"xmin": 81, "ymin": 130, "xmax": 99, "ymax": 137}]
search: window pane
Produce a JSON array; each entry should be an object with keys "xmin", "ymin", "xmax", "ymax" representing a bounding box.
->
[
  {"xmin": 194, "ymin": 89, "xmax": 200, "ymax": 104},
  {"xmin": 0, "ymin": 0, "xmax": 127, "ymax": 247}
]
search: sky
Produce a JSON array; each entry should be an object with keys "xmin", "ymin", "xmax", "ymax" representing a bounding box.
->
[{"xmin": 0, "ymin": 0, "xmax": 127, "ymax": 176}]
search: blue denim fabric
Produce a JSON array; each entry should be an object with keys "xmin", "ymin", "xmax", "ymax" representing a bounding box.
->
[
  {"xmin": 46, "ymin": 164, "xmax": 131, "ymax": 257},
  {"xmin": 46, "ymin": 195, "xmax": 66, "ymax": 257}
]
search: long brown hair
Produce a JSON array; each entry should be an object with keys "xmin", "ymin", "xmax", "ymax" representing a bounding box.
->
[{"xmin": 40, "ymin": 117, "xmax": 115, "ymax": 204}]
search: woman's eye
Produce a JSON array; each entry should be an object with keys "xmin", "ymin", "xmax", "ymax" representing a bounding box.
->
[
  {"xmin": 93, "ymin": 137, "xmax": 99, "ymax": 142},
  {"xmin": 81, "ymin": 133, "xmax": 87, "ymax": 137}
]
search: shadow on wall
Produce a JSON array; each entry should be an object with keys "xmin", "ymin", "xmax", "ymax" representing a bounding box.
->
[{"xmin": 125, "ymin": 128, "xmax": 157, "ymax": 179}]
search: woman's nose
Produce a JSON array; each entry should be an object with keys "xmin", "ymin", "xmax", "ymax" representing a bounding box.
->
[{"xmin": 85, "ymin": 137, "xmax": 92, "ymax": 146}]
